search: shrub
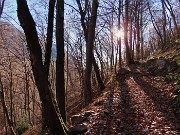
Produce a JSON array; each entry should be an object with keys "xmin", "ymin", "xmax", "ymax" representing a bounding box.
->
[{"xmin": 16, "ymin": 116, "xmax": 30, "ymax": 135}]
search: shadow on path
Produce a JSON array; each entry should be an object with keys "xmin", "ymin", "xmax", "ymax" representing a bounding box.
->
[
  {"xmin": 133, "ymin": 73, "xmax": 180, "ymax": 132},
  {"xmin": 117, "ymin": 75, "xmax": 143, "ymax": 135}
]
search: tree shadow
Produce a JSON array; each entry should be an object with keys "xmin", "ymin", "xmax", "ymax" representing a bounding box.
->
[
  {"xmin": 105, "ymin": 84, "xmax": 115, "ymax": 135},
  {"xmin": 133, "ymin": 73, "xmax": 180, "ymax": 132},
  {"xmin": 116, "ymin": 75, "xmax": 143, "ymax": 135}
]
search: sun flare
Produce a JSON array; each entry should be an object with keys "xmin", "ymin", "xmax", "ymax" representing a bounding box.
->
[{"xmin": 115, "ymin": 30, "xmax": 124, "ymax": 38}]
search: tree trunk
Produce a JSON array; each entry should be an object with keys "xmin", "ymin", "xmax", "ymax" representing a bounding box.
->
[
  {"xmin": 0, "ymin": 0, "xmax": 5, "ymax": 18},
  {"xmin": 16, "ymin": 0, "xmax": 67, "ymax": 134},
  {"xmin": 164, "ymin": 0, "xmax": 180, "ymax": 37},
  {"xmin": 56, "ymin": 0, "xmax": 66, "ymax": 123},
  {"xmin": 140, "ymin": 4, "xmax": 144, "ymax": 59},
  {"xmin": 0, "ymin": 74, "xmax": 16, "ymax": 135},
  {"xmin": 92, "ymin": 57, "xmax": 105, "ymax": 91},
  {"xmin": 124, "ymin": 0, "xmax": 134, "ymax": 65},
  {"xmin": 84, "ymin": 0, "xmax": 98, "ymax": 105},
  {"xmin": 147, "ymin": 2, "xmax": 164, "ymax": 47},
  {"xmin": 136, "ymin": 5, "xmax": 140, "ymax": 60},
  {"xmin": 110, "ymin": 7, "xmax": 114, "ymax": 71},
  {"xmin": 161, "ymin": 0, "xmax": 167, "ymax": 49},
  {"xmin": 9, "ymin": 61, "xmax": 14, "ymax": 126},
  {"xmin": 44, "ymin": 0, "xmax": 56, "ymax": 76},
  {"xmin": 76, "ymin": 0, "xmax": 105, "ymax": 94},
  {"xmin": 118, "ymin": 0, "xmax": 122, "ymax": 69},
  {"xmin": 129, "ymin": 16, "xmax": 133, "ymax": 58}
]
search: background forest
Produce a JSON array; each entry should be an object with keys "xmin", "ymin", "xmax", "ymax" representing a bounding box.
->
[{"xmin": 0, "ymin": 0, "xmax": 179, "ymax": 135}]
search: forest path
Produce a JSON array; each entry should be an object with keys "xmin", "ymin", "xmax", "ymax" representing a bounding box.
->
[{"xmin": 86, "ymin": 64, "xmax": 180, "ymax": 135}]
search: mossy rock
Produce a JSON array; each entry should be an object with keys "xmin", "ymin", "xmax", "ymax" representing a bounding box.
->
[{"xmin": 173, "ymin": 86, "xmax": 180, "ymax": 95}]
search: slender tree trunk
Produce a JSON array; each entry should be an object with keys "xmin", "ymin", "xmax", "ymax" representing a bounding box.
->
[
  {"xmin": 147, "ymin": 2, "xmax": 164, "ymax": 47},
  {"xmin": 118, "ymin": 0, "xmax": 122, "ymax": 69},
  {"xmin": 110, "ymin": 7, "xmax": 114, "ymax": 71},
  {"xmin": 164, "ymin": 0, "xmax": 180, "ymax": 37},
  {"xmin": 16, "ymin": 0, "xmax": 67, "ymax": 134},
  {"xmin": 92, "ymin": 57, "xmax": 105, "ymax": 90},
  {"xmin": 0, "ymin": 0, "xmax": 5, "ymax": 18},
  {"xmin": 136, "ymin": 9, "xmax": 140, "ymax": 60},
  {"xmin": 84, "ymin": 0, "xmax": 98, "ymax": 105},
  {"xmin": 24, "ymin": 62, "xmax": 31, "ymax": 123},
  {"xmin": 9, "ymin": 61, "xmax": 14, "ymax": 126},
  {"xmin": 161, "ymin": 0, "xmax": 167, "ymax": 49},
  {"xmin": 114, "ymin": 45, "xmax": 118, "ymax": 74},
  {"xmin": 56, "ymin": 0, "xmax": 66, "ymax": 123},
  {"xmin": 129, "ymin": 16, "xmax": 133, "ymax": 58},
  {"xmin": 124, "ymin": 0, "xmax": 134, "ymax": 65},
  {"xmin": 0, "ymin": 74, "xmax": 16, "ymax": 135},
  {"xmin": 3, "ymin": 110, "xmax": 8, "ymax": 135},
  {"xmin": 140, "ymin": 4, "xmax": 144, "ymax": 59},
  {"xmin": 44, "ymin": 0, "xmax": 56, "ymax": 76},
  {"xmin": 76, "ymin": 0, "xmax": 105, "ymax": 94}
]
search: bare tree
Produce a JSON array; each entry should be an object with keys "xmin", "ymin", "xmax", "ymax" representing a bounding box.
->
[
  {"xmin": 164, "ymin": 0, "xmax": 180, "ymax": 37},
  {"xmin": 124, "ymin": 0, "xmax": 134, "ymax": 65},
  {"xmin": 0, "ymin": 73, "xmax": 16, "ymax": 135},
  {"xmin": 16, "ymin": 0, "xmax": 67, "ymax": 134},
  {"xmin": 84, "ymin": 0, "xmax": 99, "ymax": 105},
  {"xmin": 56, "ymin": 0, "xmax": 66, "ymax": 123},
  {"xmin": 0, "ymin": 0, "xmax": 5, "ymax": 18},
  {"xmin": 161, "ymin": 0, "xmax": 167, "ymax": 48},
  {"xmin": 76, "ymin": 0, "xmax": 105, "ymax": 92},
  {"xmin": 118, "ymin": 0, "xmax": 122, "ymax": 68}
]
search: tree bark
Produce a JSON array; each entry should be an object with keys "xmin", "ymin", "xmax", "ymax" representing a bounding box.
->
[
  {"xmin": 44, "ymin": 0, "xmax": 56, "ymax": 76},
  {"xmin": 76, "ymin": 0, "xmax": 105, "ymax": 93},
  {"xmin": 16, "ymin": 0, "xmax": 67, "ymax": 134},
  {"xmin": 110, "ymin": 7, "xmax": 114, "ymax": 71},
  {"xmin": 56, "ymin": 0, "xmax": 66, "ymax": 122},
  {"xmin": 136, "ymin": 2, "xmax": 140, "ymax": 60},
  {"xmin": 140, "ymin": 3, "xmax": 144, "ymax": 59},
  {"xmin": 124, "ymin": 0, "xmax": 134, "ymax": 65},
  {"xmin": 118, "ymin": 0, "xmax": 122, "ymax": 69},
  {"xmin": 84, "ymin": 0, "xmax": 98, "ymax": 105},
  {"xmin": 0, "ymin": 0, "xmax": 5, "ymax": 18},
  {"xmin": 92, "ymin": 57, "xmax": 105, "ymax": 91}
]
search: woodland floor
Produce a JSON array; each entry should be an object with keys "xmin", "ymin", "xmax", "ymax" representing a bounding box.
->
[{"xmin": 80, "ymin": 64, "xmax": 180, "ymax": 135}]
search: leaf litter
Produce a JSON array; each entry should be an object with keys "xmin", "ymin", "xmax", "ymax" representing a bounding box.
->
[{"xmin": 79, "ymin": 65, "xmax": 180, "ymax": 135}]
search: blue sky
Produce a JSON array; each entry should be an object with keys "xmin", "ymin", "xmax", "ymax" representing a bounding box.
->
[{"xmin": 2, "ymin": 0, "xmax": 76, "ymax": 28}]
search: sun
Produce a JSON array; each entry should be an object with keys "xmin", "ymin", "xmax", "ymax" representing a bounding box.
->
[{"xmin": 115, "ymin": 30, "xmax": 124, "ymax": 38}]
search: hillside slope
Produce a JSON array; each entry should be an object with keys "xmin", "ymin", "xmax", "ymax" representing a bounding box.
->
[{"xmin": 69, "ymin": 47, "xmax": 180, "ymax": 134}]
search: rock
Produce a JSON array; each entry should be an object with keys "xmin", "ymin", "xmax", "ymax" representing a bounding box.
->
[
  {"xmin": 69, "ymin": 124, "xmax": 88, "ymax": 135},
  {"xmin": 143, "ymin": 58, "xmax": 179, "ymax": 75},
  {"xmin": 70, "ymin": 115, "xmax": 87, "ymax": 125},
  {"xmin": 94, "ymin": 100, "xmax": 104, "ymax": 106},
  {"xmin": 82, "ymin": 111, "xmax": 95, "ymax": 118},
  {"xmin": 116, "ymin": 133, "xmax": 125, "ymax": 135},
  {"xmin": 118, "ymin": 68, "xmax": 131, "ymax": 75}
]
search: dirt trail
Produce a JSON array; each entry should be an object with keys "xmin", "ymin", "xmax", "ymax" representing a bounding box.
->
[{"xmin": 86, "ymin": 65, "xmax": 180, "ymax": 135}]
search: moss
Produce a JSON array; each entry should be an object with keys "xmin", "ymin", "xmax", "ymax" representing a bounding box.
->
[
  {"xmin": 16, "ymin": 116, "xmax": 30, "ymax": 135},
  {"xmin": 114, "ymin": 80, "xmax": 120, "ymax": 87}
]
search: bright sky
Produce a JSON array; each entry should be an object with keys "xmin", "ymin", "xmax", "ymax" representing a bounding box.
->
[{"xmin": 1, "ymin": 0, "xmax": 76, "ymax": 28}]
